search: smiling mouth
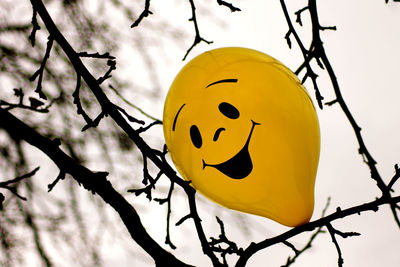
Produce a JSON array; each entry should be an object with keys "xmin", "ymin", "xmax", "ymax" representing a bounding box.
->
[{"xmin": 202, "ymin": 120, "xmax": 260, "ymax": 179}]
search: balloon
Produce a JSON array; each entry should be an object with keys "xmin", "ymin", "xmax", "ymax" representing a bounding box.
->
[{"xmin": 163, "ymin": 47, "xmax": 320, "ymax": 227}]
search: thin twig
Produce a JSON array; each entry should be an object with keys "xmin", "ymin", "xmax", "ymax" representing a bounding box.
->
[
  {"xmin": 78, "ymin": 51, "xmax": 115, "ymax": 59},
  {"xmin": 29, "ymin": 35, "xmax": 54, "ymax": 99},
  {"xmin": 0, "ymin": 167, "xmax": 40, "ymax": 201},
  {"xmin": 279, "ymin": 0, "xmax": 324, "ymax": 108},
  {"xmin": 326, "ymin": 223, "xmax": 344, "ymax": 267},
  {"xmin": 131, "ymin": 0, "xmax": 153, "ymax": 28},
  {"xmin": 0, "ymin": 167, "xmax": 40, "ymax": 187},
  {"xmin": 216, "ymin": 0, "xmax": 241, "ymax": 12},
  {"xmin": 183, "ymin": 0, "xmax": 213, "ymax": 61},
  {"xmin": 235, "ymin": 195, "xmax": 400, "ymax": 267},
  {"xmin": 108, "ymin": 84, "xmax": 161, "ymax": 122},
  {"xmin": 29, "ymin": 7, "xmax": 41, "ymax": 46}
]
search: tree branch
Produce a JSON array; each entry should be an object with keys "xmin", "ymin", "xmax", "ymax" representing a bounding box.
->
[
  {"xmin": 183, "ymin": 0, "xmax": 213, "ymax": 60},
  {"xmin": 28, "ymin": 0, "xmax": 220, "ymax": 265},
  {"xmin": 279, "ymin": 0, "xmax": 324, "ymax": 108},
  {"xmin": 235, "ymin": 195, "xmax": 400, "ymax": 266},
  {"xmin": 0, "ymin": 107, "xmax": 192, "ymax": 267},
  {"xmin": 131, "ymin": 0, "xmax": 153, "ymax": 28}
]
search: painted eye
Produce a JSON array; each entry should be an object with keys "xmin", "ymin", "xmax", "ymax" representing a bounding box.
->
[
  {"xmin": 219, "ymin": 102, "xmax": 240, "ymax": 119},
  {"xmin": 190, "ymin": 125, "xmax": 202, "ymax": 149}
]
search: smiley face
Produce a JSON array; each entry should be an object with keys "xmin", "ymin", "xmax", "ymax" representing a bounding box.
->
[
  {"xmin": 163, "ymin": 47, "xmax": 320, "ymax": 227},
  {"xmin": 173, "ymin": 94, "xmax": 260, "ymax": 179}
]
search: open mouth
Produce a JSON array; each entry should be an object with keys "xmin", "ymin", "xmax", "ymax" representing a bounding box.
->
[{"xmin": 202, "ymin": 120, "xmax": 259, "ymax": 179}]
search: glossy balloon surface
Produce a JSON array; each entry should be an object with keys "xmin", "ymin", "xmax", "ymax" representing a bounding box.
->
[{"xmin": 163, "ymin": 47, "xmax": 320, "ymax": 227}]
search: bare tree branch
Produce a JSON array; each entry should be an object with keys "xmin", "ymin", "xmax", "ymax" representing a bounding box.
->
[
  {"xmin": 183, "ymin": 0, "xmax": 213, "ymax": 61},
  {"xmin": 28, "ymin": 0, "xmax": 222, "ymax": 265},
  {"xmin": 235, "ymin": 195, "xmax": 400, "ymax": 266},
  {"xmin": 0, "ymin": 106, "xmax": 192, "ymax": 267}
]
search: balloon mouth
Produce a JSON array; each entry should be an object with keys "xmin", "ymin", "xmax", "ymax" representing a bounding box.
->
[{"xmin": 202, "ymin": 120, "xmax": 260, "ymax": 179}]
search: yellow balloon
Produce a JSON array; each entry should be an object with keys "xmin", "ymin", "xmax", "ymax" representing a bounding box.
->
[{"xmin": 163, "ymin": 47, "xmax": 320, "ymax": 227}]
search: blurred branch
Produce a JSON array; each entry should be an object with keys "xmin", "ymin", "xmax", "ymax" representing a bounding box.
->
[
  {"xmin": 0, "ymin": 106, "xmax": 192, "ymax": 267},
  {"xmin": 0, "ymin": 167, "xmax": 40, "ymax": 201},
  {"xmin": 0, "ymin": 167, "xmax": 40, "ymax": 188},
  {"xmin": 108, "ymin": 84, "xmax": 162, "ymax": 122},
  {"xmin": 0, "ymin": 24, "xmax": 31, "ymax": 33},
  {"xmin": 183, "ymin": 0, "xmax": 213, "ymax": 60}
]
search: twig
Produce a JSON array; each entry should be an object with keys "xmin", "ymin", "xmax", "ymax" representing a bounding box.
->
[
  {"xmin": 113, "ymin": 104, "xmax": 145, "ymax": 125},
  {"xmin": 81, "ymin": 111, "xmax": 106, "ymax": 131},
  {"xmin": 281, "ymin": 197, "xmax": 331, "ymax": 267},
  {"xmin": 29, "ymin": 7, "xmax": 41, "ymax": 46},
  {"xmin": 78, "ymin": 51, "xmax": 115, "ymax": 59},
  {"xmin": 128, "ymin": 169, "xmax": 163, "ymax": 200},
  {"xmin": 0, "ymin": 167, "xmax": 40, "ymax": 201},
  {"xmin": 294, "ymin": 6, "xmax": 308, "ymax": 26},
  {"xmin": 235, "ymin": 194, "xmax": 400, "ymax": 267},
  {"xmin": 216, "ymin": 0, "xmax": 241, "ymax": 12},
  {"xmin": 137, "ymin": 120, "xmax": 162, "ymax": 134},
  {"xmin": 108, "ymin": 84, "xmax": 161, "ymax": 122},
  {"xmin": 0, "ymin": 167, "xmax": 40, "ymax": 188},
  {"xmin": 209, "ymin": 216, "xmax": 243, "ymax": 265},
  {"xmin": 0, "ymin": 99, "xmax": 48, "ymax": 113},
  {"xmin": 279, "ymin": 1, "xmax": 324, "ymax": 108},
  {"xmin": 183, "ymin": 0, "xmax": 213, "ymax": 61},
  {"xmin": 388, "ymin": 164, "xmax": 400, "ymax": 191},
  {"xmin": 156, "ymin": 181, "xmax": 177, "ymax": 250},
  {"xmin": 97, "ymin": 59, "xmax": 116, "ymax": 85},
  {"xmin": 29, "ymin": 35, "xmax": 54, "ymax": 100},
  {"xmin": 72, "ymin": 73, "xmax": 93, "ymax": 124},
  {"xmin": 326, "ymin": 223, "xmax": 344, "ymax": 267},
  {"xmin": 131, "ymin": 0, "xmax": 153, "ymax": 28},
  {"xmin": 47, "ymin": 171, "xmax": 66, "ymax": 192}
]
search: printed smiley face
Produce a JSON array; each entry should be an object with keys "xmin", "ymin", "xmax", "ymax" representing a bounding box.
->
[{"xmin": 163, "ymin": 47, "xmax": 320, "ymax": 227}]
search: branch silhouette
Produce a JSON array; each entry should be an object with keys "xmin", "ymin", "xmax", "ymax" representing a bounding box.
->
[
  {"xmin": 29, "ymin": 0, "xmax": 222, "ymax": 265},
  {"xmin": 0, "ymin": 106, "xmax": 192, "ymax": 267}
]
